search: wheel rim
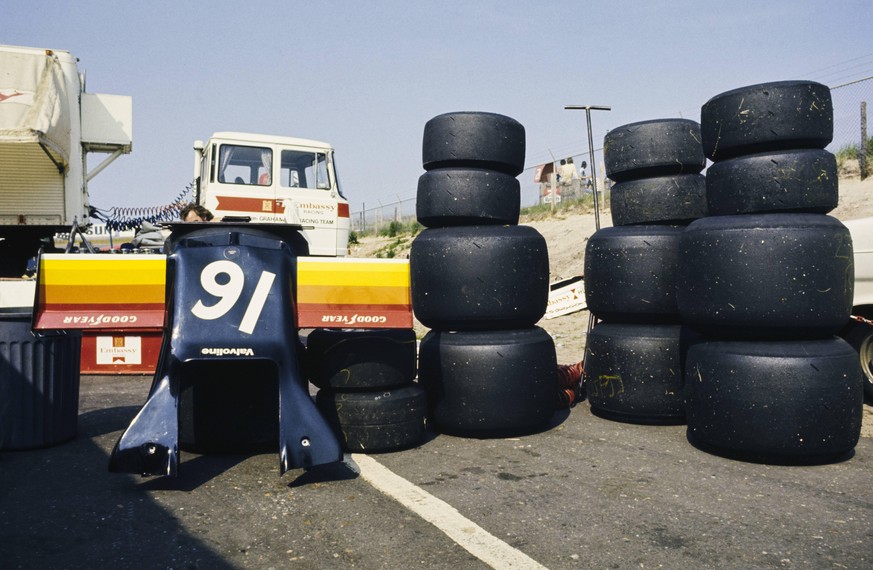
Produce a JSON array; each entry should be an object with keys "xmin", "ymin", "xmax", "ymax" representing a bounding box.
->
[{"xmin": 860, "ymin": 330, "xmax": 873, "ymax": 384}]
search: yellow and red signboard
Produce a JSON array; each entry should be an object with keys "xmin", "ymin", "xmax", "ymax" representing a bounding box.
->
[
  {"xmin": 35, "ymin": 254, "xmax": 166, "ymax": 330},
  {"xmin": 296, "ymin": 258, "xmax": 412, "ymax": 329}
]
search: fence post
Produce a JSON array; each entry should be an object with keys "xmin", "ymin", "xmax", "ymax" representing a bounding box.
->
[{"xmin": 861, "ymin": 101, "xmax": 868, "ymax": 181}]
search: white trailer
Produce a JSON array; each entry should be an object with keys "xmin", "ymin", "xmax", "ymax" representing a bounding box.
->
[{"xmin": 0, "ymin": 44, "xmax": 131, "ymax": 275}]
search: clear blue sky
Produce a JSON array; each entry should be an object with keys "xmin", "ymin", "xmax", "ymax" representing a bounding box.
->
[{"xmin": 5, "ymin": 1, "xmax": 873, "ymax": 215}]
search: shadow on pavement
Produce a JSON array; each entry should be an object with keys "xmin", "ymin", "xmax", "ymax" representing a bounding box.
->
[{"xmin": 0, "ymin": 404, "xmax": 235, "ymax": 568}]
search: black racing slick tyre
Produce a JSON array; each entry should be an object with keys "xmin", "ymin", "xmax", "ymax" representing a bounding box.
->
[
  {"xmin": 422, "ymin": 112, "xmax": 526, "ymax": 176},
  {"xmin": 410, "ymin": 225, "xmax": 549, "ymax": 330},
  {"xmin": 305, "ymin": 328, "xmax": 417, "ymax": 390},
  {"xmin": 705, "ymin": 149, "xmax": 838, "ymax": 215},
  {"xmin": 418, "ymin": 328, "xmax": 557, "ymax": 436},
  {"xmin": 316, "ymin": 385, "xmax": 428, "ymax": 453},
  {"xmin": 677, "ymin": 213, "xmax": 854, "ymax": 338},
  {"xmin": 585, "ymin": 323, "xmax": 696, "ymax": 425},
  {"xmin": 416, "ymin": 168, "xmax": 521, "ymax": 227},
  {"xmin": 583, "ymin": 225, "xmax": 684, "ymax": 323},
  {"xmin": 609, "ymin": 174, "xmax": 707, "ymax": 226},
  {"xmin": 603, "ymin": 119, "xmax": 705, "ymax": 183},
  {"xmin": 685, "ymin": 338, "xmax": 863, "ymax": 464},
  {"xmin": 700, "ymin": 80, "xmax": 833, "ymax": 161}
]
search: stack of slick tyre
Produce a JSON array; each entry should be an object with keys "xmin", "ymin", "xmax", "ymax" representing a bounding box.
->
[
  {"xmin": 583, "ymin": 119, "xmax": 706, "ymax": 424},
  {"xmin": 679, "ymin": 80, "xmax": 863, "ymax": 464},
  {"xmin": 306, "ymin": 328, "xmax": 427, "ymax": 453},
  {"xmin": 412, "ymin": 112, "xmax": 558, "ymax": 436},
  {"xmin": 604, "ymin": 119, "xmax": 708, "ymax": 226}
]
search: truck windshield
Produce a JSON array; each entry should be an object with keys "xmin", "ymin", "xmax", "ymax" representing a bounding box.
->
[
  {"xmin": 280, "ymin": 150, "xmax": 330, "ymax": 190},
  {"xmin": 217, "ymin": 144, "xmax": 272, "ymax": 185}
]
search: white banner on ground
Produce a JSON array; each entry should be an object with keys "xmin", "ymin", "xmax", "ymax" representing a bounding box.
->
[{"xmin": 545, "ymin": 275, "xmax": 586, "ymax": 319}]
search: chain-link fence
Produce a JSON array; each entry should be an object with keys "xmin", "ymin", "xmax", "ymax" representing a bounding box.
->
[
  {"xmin": 829, "ymin": 75, "xmax": 871, "ymax": 178},
  {"xmin": 351, "ymin": 195, "xmax": 417, "ymax": 235},
  {"xmin": 519, "ymin": 155, "xmax": 609, "ymax": 209}
]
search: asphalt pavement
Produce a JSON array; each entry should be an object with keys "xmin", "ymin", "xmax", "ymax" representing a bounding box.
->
[{"xmin": 0, "ymin": 375, "xmax": 870, "ymax": 569}]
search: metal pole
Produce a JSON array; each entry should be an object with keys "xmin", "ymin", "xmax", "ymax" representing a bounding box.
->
[
  {"xmin": 547, "ymin": 149, "xmax": 559, "ymax": 212},
  {"xmin": 550, "ymin": 173, "xmax": 557, "ymax": 212},
  {"xmin": 861, "ymin": 101, "xmax": 868, "ymax": 181},
  {"xmin": 586, "ymin": 108, "xmax": 600, "ymax": 228},
  {"xmin": 565, "ymin": 105, "xmax": 611, "ymax": 231},
  {"xmin": 564, "ymin": 105, "xmax": 611, "ymax": 376}
]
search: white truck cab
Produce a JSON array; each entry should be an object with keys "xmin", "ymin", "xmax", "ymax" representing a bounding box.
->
[{"xmin": 193, "ymin": 132, "xmax": 350, "ymax": 257}]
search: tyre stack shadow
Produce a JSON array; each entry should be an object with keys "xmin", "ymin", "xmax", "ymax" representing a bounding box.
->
[
  {"xmin": 583, "ymin": 119, "xmax": 708, "ymax": 425},
  {"xmin": 411, "ymin": 112, "xmax": 559, "ymax": 437},
  {"xmin": 679, "ymin": 80, "xmax": 863, "ymax": 464}
]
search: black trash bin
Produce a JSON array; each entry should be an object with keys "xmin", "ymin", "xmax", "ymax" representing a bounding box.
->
[{"xmin": 0, "ymin": 311, "xmax": 82, "ymax": 450}]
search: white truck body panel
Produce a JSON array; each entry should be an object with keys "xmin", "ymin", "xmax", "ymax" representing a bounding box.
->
[
  {"xmin": 0, "ymin": 45, "xmax": 76, "ymax": 159},
  {"xmin": 0, "ymin": 278, "xmax": 35, "ymax": 309},
  {"xmin": 81, "ymin": 93, "xmax": 133, "ymax": 151},
  {"xmin": 0, "ymin": 143, "xmax": 65, "ymax": 225},
  {"xmin": 0, "ymin": 44, "xmax": 131, "ymax": 233},
  {"xmin": 844, "ymin": 216, "xmax": 873, "ymax": 310}
]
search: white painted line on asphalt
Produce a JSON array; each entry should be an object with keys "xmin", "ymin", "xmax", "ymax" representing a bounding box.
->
[{"xmin": 352, "ymin": 453, "xmax": 547, "ymax": 570}]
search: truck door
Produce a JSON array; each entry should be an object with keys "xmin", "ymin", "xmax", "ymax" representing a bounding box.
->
[
  {"xmin": 207, "ymin": 143, "xmax": 277, "ymax": 221},
  {"xmin": 277, "ymin": 149, "xmax": 348, "ymax": 256}
]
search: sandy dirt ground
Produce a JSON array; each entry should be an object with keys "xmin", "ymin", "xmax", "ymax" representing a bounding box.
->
[{"xmin": 350, "ymin": 174, "xmax": 873, "ymax": 437}]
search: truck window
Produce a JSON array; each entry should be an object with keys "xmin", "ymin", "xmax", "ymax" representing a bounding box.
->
[
  {"xmin": 217, "ymin": 144, "xmax": 272, "ymax": 185},
  {"xmin": 280, "ymin": 150, "xmax": 329, "ymax": 190}
]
